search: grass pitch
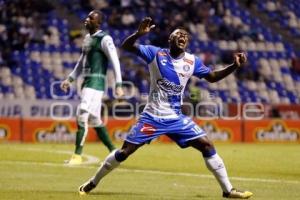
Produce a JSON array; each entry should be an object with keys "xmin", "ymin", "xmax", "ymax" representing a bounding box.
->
[{"xmin": 0, "ymin": 142, "xmax": 299, "ymax": 200}]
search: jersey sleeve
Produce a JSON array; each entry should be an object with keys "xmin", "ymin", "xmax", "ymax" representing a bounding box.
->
[
  {"xmin": 193, "ymin": 56, "xmax": 211, "ymax": 79},
  {"xmin": 68, "ymin": 53, "xmax": 83, "ymax": 80},
  {"xmin": 101, "ymin": 35, "xmax": 122, "ymax": 84},
  {"xmin": 137, "ymin": 45, "xmax": 160, "ymax": 64}
]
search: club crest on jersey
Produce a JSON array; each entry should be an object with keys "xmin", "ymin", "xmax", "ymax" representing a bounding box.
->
[
  {"xmin": 141, "ymin": 123, "xmax": 156, "ymax": 135},
  {"xmin": 157, "ymin": 78, "xmax": 183, "ymax": 95},
  {"xmin": 183, "ymin": 65, "xmax": 190, "ymax": 72}
]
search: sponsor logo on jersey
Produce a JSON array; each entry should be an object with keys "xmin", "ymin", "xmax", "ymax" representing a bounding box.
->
[
  {"xmin": 255, "ymin": 121, "xmax": 300, "ymax": 142},
  {"xmin": 183, "ymin": 58, "xmax": 194, "ymax": 65},
  {"xmin": 157, "ymin": 78, "xmax": 183, "ymax": 95},
  {"xmin": 35, "ymin": 122, "xmax": 76, "ymax": 143},
  {"xmin": 141, "ymin": 123, "xmax": 156, "ymax": 135}
]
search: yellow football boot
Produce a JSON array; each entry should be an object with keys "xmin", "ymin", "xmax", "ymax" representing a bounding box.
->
[
  {"xmin": 67, "ymin": 154, "xmax": 82, "ymax": 165},
  {"xmin": 223, "ymin": 188, "xmax": 253, "ymax": 199}
]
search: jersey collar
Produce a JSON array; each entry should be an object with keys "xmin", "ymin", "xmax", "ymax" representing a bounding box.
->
[
  {"xmin": 166, "ymin": 49, "xmax": 186, "ymax": 60},
  {"xmin": 91, "ymin": 29, "xmax": 102, "ymax": 36}
]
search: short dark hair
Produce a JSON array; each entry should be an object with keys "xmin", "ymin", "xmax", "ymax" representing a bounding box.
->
[
  {"xmin": 174, "ymin": 26, "xmax": 189, "ymax": 33},
  {"xmin": 92, "ymin": 10, "xmax": 105, "ymax": 23}
]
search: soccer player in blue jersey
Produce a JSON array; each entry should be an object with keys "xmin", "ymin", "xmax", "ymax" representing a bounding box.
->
[{"xmin": 78, "ymin": 17, "xmax": 253, "ymax": 199}]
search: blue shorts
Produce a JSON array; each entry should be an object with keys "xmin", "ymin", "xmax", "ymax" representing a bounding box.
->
[{"xmin": 125, "ymin": 112, "xmax": 206, "ymax": 148}]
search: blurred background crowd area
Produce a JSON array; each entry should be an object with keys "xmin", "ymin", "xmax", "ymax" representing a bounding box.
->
[{"xmin": 1, "ymin": 0, "xmax": 300, "ymax": 118}]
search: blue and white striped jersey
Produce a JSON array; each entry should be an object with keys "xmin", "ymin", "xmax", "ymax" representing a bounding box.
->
[{"xmin": 137, "ymin": 45, "xmax": 211, "ymax": 118}]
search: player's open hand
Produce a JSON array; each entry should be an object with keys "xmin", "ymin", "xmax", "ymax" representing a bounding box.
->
[
  {"xmin": 60, "ymin": 79, "xmax": 71, "ymax": 93},
  {"xmin": 137, "ymin": 17, "xmax": 155, "ymax": 36},
  {"xmin": 115, "ymin": 86, "xmax": 125, "ymax": 98},
  {"xmin": 234, "ymin": 52, "xmax": 247, "ymax": 67}
]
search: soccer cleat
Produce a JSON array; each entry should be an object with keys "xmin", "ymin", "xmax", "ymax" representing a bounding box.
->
[
  {"xmin": 78, "ymin": 181, "xmax": 96, "ymax": 195},
  {"xmin": 67, "ymin": 154, "xmax": 82, "ymax": 165},
  {"xmin": 223, "ymin": 188, "xmax": 253, "ymax": 199}
]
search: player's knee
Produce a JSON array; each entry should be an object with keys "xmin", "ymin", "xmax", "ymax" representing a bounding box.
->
[
  {"xmin": 77, "ymin": 110, "xmax": 89, "ymax": 127},
  {"xmin": 114, "ymin": 149, "xmax": 129, "ymax": 162},
  {"xmin": 199, "ymin": 139, "xmax": 216, "ymax": 157},
  {"xmin": 114, "ymin": 144, "xmax": 139, "ymax": 162},
  {"xmin": 201, "ymin": 146, "xmax": 216, "ymax": 158},
  {"xmin": 202, "ymin": 140, "xmax": 216, "ymax": 158},
  {"xmin": 89, "ymin": 117, "xmax": 103, "ymax": 127}
]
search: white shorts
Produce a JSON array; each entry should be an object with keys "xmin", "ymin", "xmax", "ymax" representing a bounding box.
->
[{"xmin": 78, "ymin": 87, "xmax": 104, "ymax": 118}]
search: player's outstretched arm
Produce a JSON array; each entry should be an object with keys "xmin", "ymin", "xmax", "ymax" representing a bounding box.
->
[
  {"xmin": 205, "ymin": 52, "xmax": 247, "ymax": 83},
  {"xmin": 121, "ymin": 17, "xmax": 155, "ymax": 53}
]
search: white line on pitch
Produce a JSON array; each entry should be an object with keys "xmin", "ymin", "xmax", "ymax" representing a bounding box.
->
[
  {"xmin": 13, "ymin": 147, "xmax": 100, "ymax": 165},
  {"xmin": 0, "ymin": 160, "xmax": 299, "ymax": 185}
]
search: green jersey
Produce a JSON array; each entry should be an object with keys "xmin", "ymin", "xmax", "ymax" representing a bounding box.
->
[
  {"xmin": 81, "ymin": 31, "xmax": 108, "ymax": 90},
  {"xmin": 69, "ymin": 30, "xmax": 122, "ymax": 91}
]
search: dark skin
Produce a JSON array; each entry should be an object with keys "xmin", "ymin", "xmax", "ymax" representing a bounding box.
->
[
  {"xmin": 84, "ymin": 10, "xmax": 102, "ymax": 34},
  {"xmin": 61, "ymin": 10, "xmax": 124, "ymax": 97},
  {"xmin": 119, "ymin": 17, "xmax": 247, "ymax": 159}
]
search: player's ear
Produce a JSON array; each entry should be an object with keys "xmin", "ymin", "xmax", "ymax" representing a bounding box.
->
[
  {"xmin": 168, "ymin": 34, "xmax": 173, "ymax": 43},
  {"xmin": 97, "ymin": 14, "xmax": 102, "ymax": 25}
]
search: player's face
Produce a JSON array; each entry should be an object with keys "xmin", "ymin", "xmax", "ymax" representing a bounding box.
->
[
  {"xmin": 84, "ymin": 11, "xmax": 100, "ymax": 30},
  {"xmin": 169, "ymin": 29, "xmax": 189, "ymax": 50}
]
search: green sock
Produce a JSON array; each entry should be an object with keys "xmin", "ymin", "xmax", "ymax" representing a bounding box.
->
[
  {"xmin": 94, "ymin": 126, "xmax": 116, "ymax": 152},
  {"xmin": 74, "ymin": 124, "xmax": 86, "ymax": 155}
]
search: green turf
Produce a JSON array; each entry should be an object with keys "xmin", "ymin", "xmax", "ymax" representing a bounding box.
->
[{"xmin": 0, "ymin": 142, "xmax": 299, "ymax": 200}]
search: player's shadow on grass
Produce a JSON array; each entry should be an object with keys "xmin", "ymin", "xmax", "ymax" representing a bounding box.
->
[
  {"xmin": 90, "ymin": 191, "xmax": 209, "ymax": 199},
  {"xmin": 195, "ymin": 194, "xmax": 209, "ymax": 198},
  {"xmin": 90, "ymin": 191, "xmax": 147, "ymax": 197}
]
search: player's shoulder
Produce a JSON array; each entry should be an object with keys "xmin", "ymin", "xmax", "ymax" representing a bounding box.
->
[
  {"xmin": 156, "ymin": 47, "xmax": 167, "ymax": 55},
  {"xmin": 142, "ymin": 44, "xmax": 161, "ymax": 50},
  {"xmin": 94, "ymin": 30, "xmax": 110, "ymax": 38},
  {"xmin": 184, "ymin": 52, "xmax": 195, "ymax": 59},
  {"xmin": 140, "ymin": 44, "xmax": 162, "ymax": 54},
  {"xmin": 183, "ymin": 52, "xmax": 197, "ymax": 65}
]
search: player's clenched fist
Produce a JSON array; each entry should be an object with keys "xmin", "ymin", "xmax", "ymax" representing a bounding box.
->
[
  {"xmin": 60, "ymin": 79, "xmax": 71, "ymax": 93},
  {"xmin": 234, "ymin": 52, "xmax": 247, "ymax": 67}
]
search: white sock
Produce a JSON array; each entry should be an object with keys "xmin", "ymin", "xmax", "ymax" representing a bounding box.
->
[
  {"xmin": 204, "ymin": 154, "xmax": 233, "ymax": 193},
  {"xmin": 91, "ymin": 150, "xmax": 120, "ymax": 185}
]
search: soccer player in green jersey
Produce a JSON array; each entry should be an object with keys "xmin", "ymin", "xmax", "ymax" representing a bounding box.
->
[{"xmin": 60, "ymin": 10, "xmax": 124, "ymax": 165}]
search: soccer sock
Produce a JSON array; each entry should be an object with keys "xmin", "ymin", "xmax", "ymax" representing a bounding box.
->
[
  {"xmin": 94, "ymin": 126, "xmax": 116, "ymax": 152},
  {"xmin": 74, "ymin": 124, "xmax": 87, "ymax": 155},
  {"xmin": 204, "ymin": 154, "xmax": 233, "ymax": 193},
  {"xmin": 91, "ymin": 150, "xmax": 120, "ymax": 185}
]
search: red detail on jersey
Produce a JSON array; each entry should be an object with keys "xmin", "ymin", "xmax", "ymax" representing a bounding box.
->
[
  {"xmin": 158, "ymin": 51, "xmax": 167, "ymax": 56},
  {"xmin": 140, "ymin": 123, "xmax": 156, "ymax": 135},
  {"xmin": 183, "ymin": 58, "xmax": 194, "ymax": 65}
]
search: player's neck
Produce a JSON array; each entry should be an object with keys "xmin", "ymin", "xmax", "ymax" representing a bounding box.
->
[
  {"xmin": 89, "ymin": 28, "xmax": 100, "ymax": 35},
  {"xmin": 169, "ymin": 48, "xmax": 185, "ymax": 59}
]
